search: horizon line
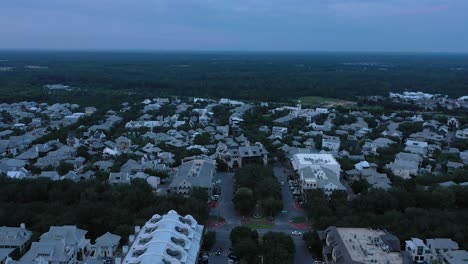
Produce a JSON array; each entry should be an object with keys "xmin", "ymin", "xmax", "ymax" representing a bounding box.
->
[{"xmin": 1, "ymin": 48, "xmax": 468, "ymax": 55}]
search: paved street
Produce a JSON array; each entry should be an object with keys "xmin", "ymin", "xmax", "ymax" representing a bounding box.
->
[{"xmin": 207, "ymin": 165, "xmax": 315, "ymax": 264}]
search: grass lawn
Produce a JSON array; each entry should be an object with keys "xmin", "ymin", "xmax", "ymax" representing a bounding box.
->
[
  {"xmin": 243, "ymin": 219, "xmax": 275, "ymax": 229},
  {"xmin": 297, "ymin": 96, "xmax": 355, "ymax": 107},
  {"xmin": 290, "ymin": 216, "xmax": 307, "ymax": 224}
]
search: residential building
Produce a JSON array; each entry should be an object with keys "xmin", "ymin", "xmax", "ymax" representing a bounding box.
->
[
  {"xmin": 108, "ymin": 172, "xmax": 130, "ymax": 184},
  {"xmin": 169, "ymin": 156, "xmax": 216, "ymax": 195},
  {"xmin": 215, "ymin": 142, "xmax": 268, "ymax": 170},
  {"xmin": 20, "ymin": 226, "xmax": 89, "ymax": 264},
  {"xmin": 404, "ymin": 140, "xmax": 428, "ymax": 156},
  {"xmin": 290, "ymin": 153, "xmax": 341, "ymax": 177},
  {"xmin": 322, "ymin": 135, "xmax": 341, "ymax": 152},
  {"xmin": 0, "ymin": 248, "xmax": 14, "ymax": 264},
  {"xmin": 290, "ymin": 154, "xmax": 344, "ymax": 195},
  {"xmin": 426, "ymin": 238, "xmax": 459, "ymax": 262},
  {"xmin": 441, "ymin": 250, "xmax": 468, "ymax": 264},
  {"xmin": 405, "ymin": 238, "xmax": 435, "ymax": 264},
  {"xmin": 121, "ymin": 210, "xmax": 203, "ymax": 264},
  {"xmin": 386, "ymin": 152, "xmax": 423, "ymax": 179},
  {"xmin": 318, "ymin": 226, "xmax": 410, "ymax": 264},
  {"xmin": 455, "ymin": 128, "xmax": 468, "ymax": 139},
  {"xmin": 0, "ymin": 224, "xmax": 32, "ymax": 253},
  {"xmin": 94, "ymin": 232, "xmax": 120, "ymax": 258},
  {"xmin": 298, "ymin": 166, "xmax": 345, "ymax": 195}
]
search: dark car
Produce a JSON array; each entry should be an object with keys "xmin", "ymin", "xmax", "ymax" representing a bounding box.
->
[{"xmin": 228, "ymin": 253, "xmax": 239, "ymax": 261}]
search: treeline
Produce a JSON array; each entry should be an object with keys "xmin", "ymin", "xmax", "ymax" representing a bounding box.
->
[
  {"xmin": 233, "ymin": 165, "xmax": 283, "ymax": 217},
  {"xmin": 230, "ymin": 226, "xmax": 295, "ymax": 264},
  {"xmin": 0, "ymin": 176, "xmax": 209, "ymax": 241},
  {"xmin": 2, "ymin": 51, "xmax": 468, "ymax": 104},
  {"xmin": 303, "ymin": 185, "xmax": 468, "ymax": 250}
]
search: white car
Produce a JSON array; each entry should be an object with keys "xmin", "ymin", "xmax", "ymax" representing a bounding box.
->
[{"xmin": 291, "ymin": 231, "xmax": 302, "ymax": 236}]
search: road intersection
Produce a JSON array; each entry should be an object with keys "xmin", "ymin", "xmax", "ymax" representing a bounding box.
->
[{"xmin": 207, "ymin": 164, "xmax": 315, "ymax": 264}]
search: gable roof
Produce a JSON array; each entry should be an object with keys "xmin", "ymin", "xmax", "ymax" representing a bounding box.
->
[
  {"xmin": 95, "ymin": 232, "xmax": 121, "ymax": 247},
  {"xmin": 40, "ymin": 225, "xmax": 87, "ymax": 246}
]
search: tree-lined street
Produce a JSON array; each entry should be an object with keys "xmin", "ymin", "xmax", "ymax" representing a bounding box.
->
[{"xmin": 207, "ymin": 164, "xmax": 315, "ymax": 264}]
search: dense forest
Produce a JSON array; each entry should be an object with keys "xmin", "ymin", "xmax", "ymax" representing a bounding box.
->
[
  {"xmin": 302, "ymin": 184, "xmax": 468, "ymax": 252},
  {"xmin": 0, "ymin": 176, "xmax": 210, "ymax": 241},
  {"xmin": 1, "ymin": 51, "xmax": 468, "ymax": 105}
]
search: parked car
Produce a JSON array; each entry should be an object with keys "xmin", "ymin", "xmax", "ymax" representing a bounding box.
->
[
  {"xmin": 291, "ymin": 231, "xmax": 302, "ymax": 236},
  {"xmin": 228, "ymin": 253, "xmax": 239, "ymax": 261}
]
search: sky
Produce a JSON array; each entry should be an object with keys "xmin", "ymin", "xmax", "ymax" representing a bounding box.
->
[{"xmin": 0, "ymin": 0, "xmax": 467, "ymax": 52}]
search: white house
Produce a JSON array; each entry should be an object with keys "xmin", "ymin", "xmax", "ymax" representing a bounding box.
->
[
  {"xmin": 455, "ymin": 128, "xmax": 468, "ymax": 139},
  {"xmin": 94, "ymin": 232, "xmax": 120, "ymax": 258},
  {"xmin": 405, "ymin": 238, "xmax": 435, "ymax": 264},
  {"xmin": 20, "ymin": 226, "xmax": 89, "ymax": 264},
  {"xmin": 0, "ymin": 224, "xmax": 32, "ymax": 253},
  {"xmin": 121, "ymin": 210, "xmax": 203, "ymax": 264},
  {"xmin": 404, "ymin": 139, "xmax": 428, "ymax": 156},
  {"xmin": 322, "ymin": 135, "xmax": 341, "ymax": 152}
]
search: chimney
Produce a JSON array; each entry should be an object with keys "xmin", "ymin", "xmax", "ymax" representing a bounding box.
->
[
  {"xmin": 122, "ymin": 246, "xmax": 129, "ymax": 254},
  {"xmin": 129, "ymin": 235, "xmax": 135, "ymax": 243},
  {"xmin": 20, "ymin": 223, "xmax": 26, "ymax": 229},
  {"xmin": 134, "ymin": 226, "xmax": 141, "ymax": 234}
]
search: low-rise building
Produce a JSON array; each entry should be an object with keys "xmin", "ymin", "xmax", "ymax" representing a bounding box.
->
[
  {"xmin": 121, "ymin": 210, "xmax": 203, "ymax": 264},
  {"xmin": 455, "ymin": 128, "xmax": 468, "ymax": 139},
  {"xmin": 20, "ymin": 226, "xmax": 89, "ymax": 264},
  {"xmin": 405, "ymin": 238, "xmax": 435, "ymax": 264},
  {"xmin": 386, "ymin": 152, "xmax": 423, "ymax": 179},
  {"xmin": 318, "ymin": 226, "xmax": 410, "ymax": 264},
  {"xmin": 169, "ymin": 156, "xmax": 216, "ymax": 195},
  {"xmin": 404, "ymin": 139, "xmax": 428, "ymax": 156},
  {"xmin": 426, "ymin": 238, "xmax": 459, "ymax": 261},
  {"xmin": 94, "ymin": 232, "xmax": 120, "ymax": 258},
  {"xmin": 290, "ymin": 153, "xmax": 341, "ymax": 177},
  {"xmin": 322, "ymin": 135, "xmax": 341, "ymax": 152},
  {"xmin": 441, "ymin": 250, "xmax": 468, "ymax": 264},
  {"xmin": 215, "ymin": 143, "xmax": 268, "ymax": 170},
  {"xmin": 0, "ymin": 224, "xmax": 32, "ymax": 253}
]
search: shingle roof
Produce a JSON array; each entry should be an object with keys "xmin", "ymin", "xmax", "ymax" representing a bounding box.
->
[{"xmin": 95, "ymin": 232, "xmax": 121, "ymax": 247}]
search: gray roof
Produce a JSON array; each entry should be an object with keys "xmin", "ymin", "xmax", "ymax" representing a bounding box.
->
[
  {"xmin": 0, "ymin": 226, "xmax": 32, "ymax": 247},
  {"xmin": 39, "ymin": 171, "xmax": 60, "ymax": 181},
  {"xmin": 95, "ymin": 232, "xmax": 121, "ymax": 247},
  {"xmin": 170, "ymin": 156, "xmax": 215, "ymax": 189},
  {"xmin": 21, "ymin": 241, "xmax": 69, "ymax": 262},
  {"xmin": 396, "ymin": 152, "xmax": 423, "ymax": 163},
  {"xmin": 441, "ymin": 250, "xmax": 468, "ymax": 264},
  {"xmin": 300, "ymin": 166, "xmax": 345, "ymax": 191},
  {"xmin": 320, "ymin": 226, "xmax": 408, "ymax": 264},
  {"xmin": 426, "ymin": 238, "xmax": 459, "ymax": 251},
  {"xmin": 109, "ymin": 172, "xmax": 130, "ymax": 184},
  {"xmin": 40, "ymin": 225, "xmax": 87, "ymax": 246},
  {"xmin": 238, "ymin": 144, "xmax": 268, "ymax": 158},
  {"xmin": 0, "ymin": 248, "xmax": 14, "ymax": 262},
  {"xmin": 372, "ymin": 137, "xmax": 395, "ymax": 148},
  {"xmin": 439, "ymin": 181, "xmax": 457, "ymax": 187},
  {"xmin": 274, "ymin": 114, "xmax": 295, "ymax": 124},
  {"xmin": 447, "ymin": 161, "xmax": 464, "ymax": 169}
]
